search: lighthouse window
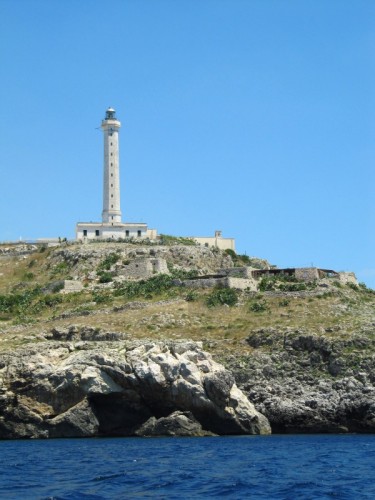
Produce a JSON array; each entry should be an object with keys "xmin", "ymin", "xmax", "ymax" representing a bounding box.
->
[
  {"xmin": 95, "ymin": 230, "xmax": 100, "ymax": 237},
  {"xmin": 126, "ymin": 230, "xmax": 129, "ymax": 237},
  {"xmin": 83, "ymin": 230, "xmax": 87, "ymax": 237},
  {"xmin": 111, "ymin": 184, "xmax": 113, "ymax": 187},
  {"xmin": 110, "ymin": 153, "xmax": 113, "ymax": 156},
  {"xmin": 111, "ymin": 194, "xmax": 113, "ymax": 198},
  {"xmin": 111, "ymin": 174, "xmax": 113, "ymax": 177},
  {"xmin": 137, "ymin": 230, "xmax": 142, "ymax": 237},
  {"xmin": 111, "ymin": 205, "xmax": 113, "ymax": 208},
  {"xmin": 110, "ymin": 142, "xmax": 113, "ymax": 146},
  {"xmin": 111, "ymin": 163, "xmax": 113, "ymax": 166}
]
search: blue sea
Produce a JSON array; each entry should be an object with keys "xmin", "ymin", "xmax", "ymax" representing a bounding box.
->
[{"xmin": 0, "ymin": 435, "xmax": 374, "ymax": 499}]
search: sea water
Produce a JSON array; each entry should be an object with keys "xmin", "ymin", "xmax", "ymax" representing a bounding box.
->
[{"xmin": 0, "ymin": 435, "xmax": 374, "ymax": 499}]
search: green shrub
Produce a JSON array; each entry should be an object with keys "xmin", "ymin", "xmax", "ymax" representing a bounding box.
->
[
  {"xmin": 258, "ymin": 274, "xmax": 315, "ymax": 292},
  {"xmin": 23, "ymin": 272, "xmax": 35, "ymax": 281},
  {"xmin": 224, "ymin": 249, "xmax": 237, "ymax": 259},
  {"xmin": 249, "ymin": 300, "xmax": 269, "ymax": 313},
  {"xmin": 38, "ymin": 294, "xmax": 63, "ymax": 308},
  {"xmin": 92, "ymin": 291, "xmax": 113, "ymax": 304},
  {"xmin": 167, "ymin": 264, "xmax": 199, "ymax": 280},
  {"xmin": 114, "ymin": 274, "xmax": 175, "ymax": 299},
  {"xmin": 258, "ymin": 276, "xmax": 278, "ymax": 291},
  {"xmin": 50, "ymin": 262, "xmax": 69, "ymax": 276},
  {"xmin": 279, "ymin": 299, "xmax": 290, "ymax": 307},
  {"xmin": 0, "ymin": 287, "xmax": 41, "ymax": 315},
  {"xmin": 206, "ymin": 288, "xmax": 238, "ymax": 307},
  {"xmin": 51, "ymin": 282, "xmax": 65, "ymax": 293},
  {"xmin": 185, "ymin": 291, "xmax": 198, "ymax": 302},
  {"xmin": 98, "ymin": 253, "xmax": 120, "ymax": 271},
  {"xmin": 158, "ymin": 234, "xmax": 196, "ymax": 246},
  {"xmin": 98, "ymin": 272, "xmax": 113, "ymax": 283},
  {"xmin": 347, "ymin": 282, "xmax": 359, "ymax": 291}
]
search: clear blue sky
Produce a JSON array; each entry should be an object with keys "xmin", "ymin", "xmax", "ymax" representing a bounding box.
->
[{"xmin": 0, "ymin": 0, "xmax": 374, "ymax": 287}]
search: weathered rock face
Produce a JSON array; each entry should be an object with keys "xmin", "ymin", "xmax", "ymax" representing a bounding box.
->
[
  {"xmin": 224, "ymin": 327, "xmax": 375, "ymax": 433},
  {"xmin": 0, "ymin": 328, "xmax": 270, "ymax": 439},
  {"xmin": 0, "ymin": 244, "xmax": 38, "ymax": 256},
  {"xmin": 48, "ymin": 243, "xmax": 234, "ymax": 280}
]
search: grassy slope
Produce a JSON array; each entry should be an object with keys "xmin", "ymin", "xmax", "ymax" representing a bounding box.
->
[{"xmin": 0, "ymin": 243, "xmax": 374, "ymax": 365}]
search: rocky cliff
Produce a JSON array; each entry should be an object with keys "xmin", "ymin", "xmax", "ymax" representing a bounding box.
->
[
  {"xmin": 0, "ymin": 327, "xmax": 270, "ymax": 439},
  {"xmin": 224, "ymin": 327, "xmax": 375, "ymax": 433}
]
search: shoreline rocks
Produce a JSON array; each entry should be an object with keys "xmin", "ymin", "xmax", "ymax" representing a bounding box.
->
[
  {"xmin": 0, "ymin": 330, "xmax": 271, "ymax": 439},
  {"xmin": 224, "ymin": 328, "xmax": 375, "ymax": 434}
]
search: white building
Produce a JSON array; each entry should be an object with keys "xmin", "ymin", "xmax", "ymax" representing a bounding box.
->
[
  {"xmin": 193, "ymin": 231, "xmax": 235, "ymax": 251},
  {"xmin": 76, "ymin": 108, "xmax": 153, "ymax": 241}
]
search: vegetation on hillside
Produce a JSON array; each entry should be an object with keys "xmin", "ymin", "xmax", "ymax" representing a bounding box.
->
[
  {"xmin": 0, "ymin": 242, "xmax": 373, "ymax": 360},
  {"xmin": 224, "ymin": 249, "xmax": 269, "ymax": 269}
]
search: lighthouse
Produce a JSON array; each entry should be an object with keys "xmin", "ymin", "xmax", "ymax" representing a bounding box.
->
[
  {"xmin": 101, "ymin": 107, "xmax": 122, "ymax": 224},
  {"xmin": 76, "ymin": 108, "xmax": 153, "ymax": 241}
]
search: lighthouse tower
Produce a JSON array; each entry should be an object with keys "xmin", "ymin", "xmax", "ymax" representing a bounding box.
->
[
  {"xmin": 101, "ymin": 107, "xmax": 122, "ymax": 224},
  {"xmin": 75, "ymin": 108, "xmax": 153, "ymax": 241}
]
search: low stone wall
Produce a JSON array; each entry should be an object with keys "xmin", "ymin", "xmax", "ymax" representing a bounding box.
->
[
  {"xmin": 118, "ymin": 257, "xmax": 170, "ymax": 280},
  {"xmin": 226, "ymin": 277, "xmax": 258, "ymax": 291},
  {"xmin": 181, "ymin": 276, "xmax": 257, "ymax": 291},
  {"xmin": 181, "ymin": 277, "xmax": 228, "ymax": 289},
  {"xmin": 0, "ymin": 244, "xmax": 38, "ymax": 256},
  {"xmin": 60, "ymin": 280, "xmax": 84, "ymax": 294}
]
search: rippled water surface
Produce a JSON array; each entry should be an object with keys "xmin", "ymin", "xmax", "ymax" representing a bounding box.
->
[{"xmin": 1, "ymin": 434, "xmax": 374, "ymax": 499}]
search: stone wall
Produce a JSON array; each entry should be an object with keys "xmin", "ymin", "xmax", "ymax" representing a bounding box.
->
[
  {"xmin": 181, "ymin": 277, "xmax": 227, "ymax": 289},
  {"xmin": 60, "ymin": 280, "xmax": 84, "ymax": 294},
  {"xmin": 0, "ymin": 244, "xmax": 38, "ymax": 256},
  {"xmin": 295, "ymin": 268, "xmax": 320, "ymax": 282},
  {"xmin": 181, "ymin": 276, "xmax": 257, "ymax": 291},
  {"xmin": 226, "ymin": 277, "xmax": 257, "ymax": 291},
  {"xmin": 118, "ymin": 258, "xmax": 170, "ymax": 280},
  {"xmin": 338, "ymin": 272, "xmax": 358, "ymax": 285}
]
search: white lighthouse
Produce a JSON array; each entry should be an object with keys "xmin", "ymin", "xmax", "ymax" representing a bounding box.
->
[
  {"xmin": 101, "ymin": 107, "xmax": 122, "ymax": 224},
  {"xmin": 76, "ymin": 108, "xmax": 154, "ymax": 241}
]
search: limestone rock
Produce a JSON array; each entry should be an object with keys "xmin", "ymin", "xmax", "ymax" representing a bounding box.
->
[
  {"xmin": 224, "ymin": 328, "xmax": 375, "ymax": 433},
  {"xmin": 135, "ymin": 411, "xmax": 215, "ymax": 437},
  {"xmin": 49, "ymin": 243, "xmax": 234, "ymax": 281},
  {"xmin": 47, "ymin": 399, "xmax": 99, "ymax": 438},
  {"xmin": 0, "ymin": 334, "xmax": 270, "ymax": 439}
]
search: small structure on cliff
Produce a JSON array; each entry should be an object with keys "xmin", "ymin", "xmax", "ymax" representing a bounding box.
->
[
  {"xmin": 193, "ymin": 230, "xmax": 235, "ymax": 251},
  {"xmin": 180, "ymin": 266, "xmax": 358, "ymax": 291},
  {"xmin": 251, "ymin": 267, "xmax": 358, "ymax": 285},
  {"xmin": 118, "ymin": 257, "xmax": 170, "ymax": 280}
]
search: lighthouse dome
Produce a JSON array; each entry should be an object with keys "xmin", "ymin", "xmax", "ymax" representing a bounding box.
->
[{"xmin": 105, "ymin": 107, "xmax": 116, "ymax": 120}]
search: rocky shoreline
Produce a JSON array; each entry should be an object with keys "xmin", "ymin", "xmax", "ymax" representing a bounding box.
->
[
  {"xmin": 1, "ymin": 323, "xmax": 374, "ymax": 439},
  {"xmin": 0, "ymin": 328, "xmax": 270, "ymax": 439},
  {"xmin": 224, "ymin": 327, "xmax": 375, "ymax": 433}
]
